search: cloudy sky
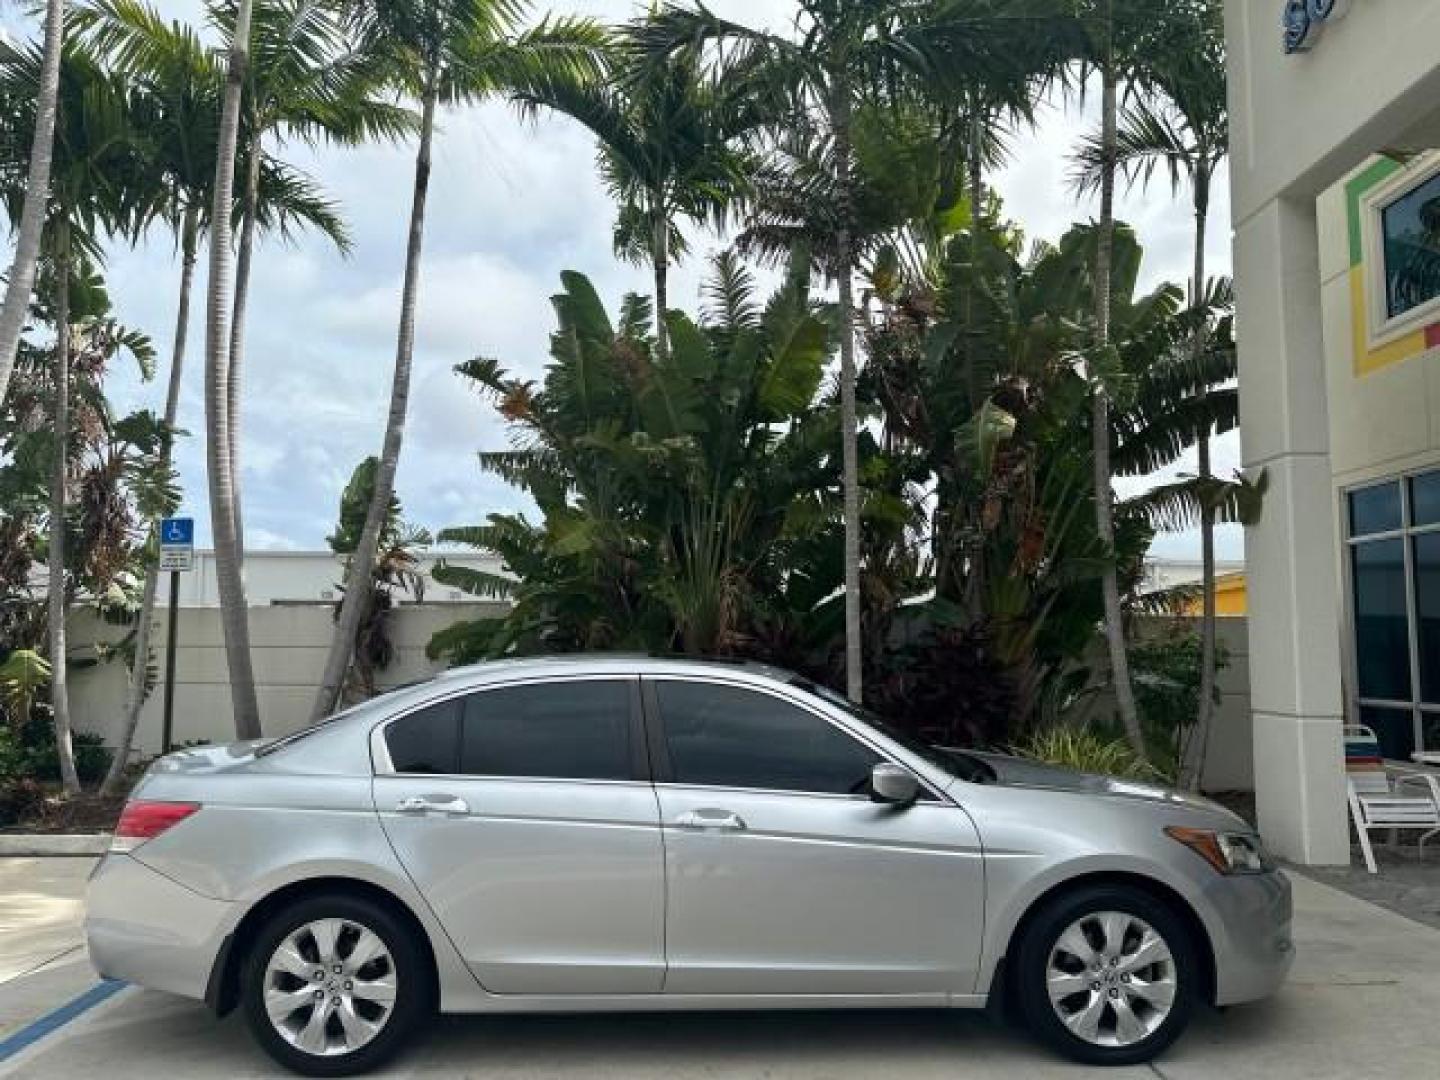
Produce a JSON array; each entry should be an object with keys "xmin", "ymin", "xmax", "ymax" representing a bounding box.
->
[{"xmin": 4, "ymin": 0, "xmax": 1241, "ymax": 561}]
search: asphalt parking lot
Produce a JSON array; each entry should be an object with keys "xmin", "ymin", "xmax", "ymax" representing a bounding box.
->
[{"xmin": 1, "ymin": 859, "xmax": 1438, "ymax": 1079}]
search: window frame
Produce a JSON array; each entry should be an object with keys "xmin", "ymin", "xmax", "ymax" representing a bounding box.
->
[
  {"xmin": 1361, "ymin": 157, "xmax": 1440, "ymax": 350},
  {"xmin": 639, "ymin": 675, "xmax": 945, "ymax": 803},
  {"xmin": 1341, "ymin": 471, "xmax": 1440, "ymax": 759},
  {"xmin": 371, "ymin": 674, "xmax": 649, "ymax": 785}
]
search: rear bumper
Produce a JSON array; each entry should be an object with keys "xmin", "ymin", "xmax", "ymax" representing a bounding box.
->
[
  {"xmin": 85, "ymin": 853, "xmax": 235, "ymax": 1000},
  {"xmin": 1206, "ymin": 868, "xmax": 1295, "ymax": 1005}
]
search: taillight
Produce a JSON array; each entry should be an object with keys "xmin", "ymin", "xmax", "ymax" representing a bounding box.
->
[{"xmin": 110, "ymin": 800, "xmax": 200, "ymax": 853}]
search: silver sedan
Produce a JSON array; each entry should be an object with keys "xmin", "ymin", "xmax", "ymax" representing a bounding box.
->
[{"xmin": 86, "ymin": 657, "xmax": 1292, "ymax": 1076}]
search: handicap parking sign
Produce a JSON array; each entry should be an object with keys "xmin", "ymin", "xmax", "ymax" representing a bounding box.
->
[
  {"xmin": 161, "ymin": 517, "xmax": 194, "ymax": 546},
  {"xmin": 159, "ymin": 517, "xmax": 195, "ymax": 572}
]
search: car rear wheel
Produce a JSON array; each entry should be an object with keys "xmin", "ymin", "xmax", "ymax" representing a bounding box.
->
[
  {"xmin": 241, "ymin": 893, "xmax": 430, "ymax": 1077},
  {"xmin": 1014, "ymin": 884, "xmax": 1199, "ymax": 1066}
]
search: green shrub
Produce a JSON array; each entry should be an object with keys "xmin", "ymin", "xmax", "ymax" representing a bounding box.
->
[
  {"xmin": 0, "ymin": 717, "xmax": 113, "ymax": 787},
  {"xmin": 1131, "ymin": 624, "xmax": 1228, "ymax": 780},
  {"xmin": 0, "ymin": 778, "xmax": 47, "ymax": 826},
  {"xmin": 1013, "ymin": 725, "xmax": 1157, "ymax": 781}
]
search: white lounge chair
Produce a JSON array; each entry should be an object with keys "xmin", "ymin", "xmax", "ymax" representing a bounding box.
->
[{"xmin": 1344, "ymin": 725, "xmax": 1440, "ymax": 874}]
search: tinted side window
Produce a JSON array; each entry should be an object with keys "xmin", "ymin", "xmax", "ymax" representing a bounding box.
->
[
  {"xmin": 655, "ymin": 681, "xmax": 880, "ymax": 795},
  {"xmin": 385, "ymin": 699, "xmax": 461, "ymax": 774},
  {"xmin": 460, "ymin": 680, "xmax": 632, "ymax": 781}
]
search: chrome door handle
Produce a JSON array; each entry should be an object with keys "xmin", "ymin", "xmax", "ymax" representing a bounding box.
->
[
  {"xmin": 395, "ymin": 795, "xmax": 470, "ymax": 816},
  {"xmin": 675, "ymin": 808, "xmax": 746, "ymax": 830}
]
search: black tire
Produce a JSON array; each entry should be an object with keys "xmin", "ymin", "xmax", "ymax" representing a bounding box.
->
[
  {"xmin": 240, "ymin": 892, "xmax": 432, "ymax": 1077},
  {"xmin": 1014, "ymin": 884, "xmax": 1199, "ymax": 1067}
]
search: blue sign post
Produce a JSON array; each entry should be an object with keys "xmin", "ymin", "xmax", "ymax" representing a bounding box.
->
[{"xmin": 157, "ymin": 517, "xmax": 194, "ymax": 752}]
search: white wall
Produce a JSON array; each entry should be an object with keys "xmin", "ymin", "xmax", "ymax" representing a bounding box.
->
[
  {"xmin": 68, "ymin": 602, "xmax": 508, "ymax": 759},
  {"xmin": 153, "ymin": 550, "xmax": 509, "ymax": 607},
  {"xmin": 1183, "ymin": 620, "xmax": 1253, "ymax": 793}
]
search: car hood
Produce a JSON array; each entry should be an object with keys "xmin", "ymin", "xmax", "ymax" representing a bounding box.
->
[{"xmin": 962, "ymin": 751, "xmax": 1248, "ymax": 826}]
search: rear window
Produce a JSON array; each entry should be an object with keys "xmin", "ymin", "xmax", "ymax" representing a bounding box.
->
[{"xmin": 384, "ymin": 698, "xmax": 461, "ymax": 774}]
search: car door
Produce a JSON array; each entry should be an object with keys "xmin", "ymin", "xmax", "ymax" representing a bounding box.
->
[
  {"xmin": 373, "ymin": 675, "xmax": 665, "ymax": 995},
  {"xmin": 645, "ymin": 676, "xmax": 985, "ymax": 997}
]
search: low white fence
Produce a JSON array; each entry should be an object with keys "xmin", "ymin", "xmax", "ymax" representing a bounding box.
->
[
  {"xmin": 68, "ymin": 603, "xmax": 507, "ymax": 757},
  {"xmin": 66, "ymin": 606, "xmax": 1256, "ymax": 791}
]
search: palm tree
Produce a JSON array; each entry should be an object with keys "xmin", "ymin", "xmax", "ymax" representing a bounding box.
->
[
  {"xmin": 77, "ymin": 0, "xmax": 354, "ymax": 788},
  {"xmin": 634, "ymin": 0, "xmax": 1028, "ymax": 704},
  {"xmin": 0, "ymin": 36, "xmax": 153, "ymax": 792},
  {"xmin": 1074, "ymin": 1, "xmax": 1227, "ymax": 785},
  {"xmin": 1066, "ymin": 0, "xmax": 1190, "ymax": 762},
  {"xmin": 513, "ymin": 31, "xmax": 754, "ymax": 362},
  {"xmin": 308, "ymin": 1, "xmax": 605, "ymax": 722},
  {"xmin": 212, "ymin": 0, "xmax": 413, "ymax": 566},
  {"xmin": 202, "ymin": 0, "xmax": 260, "ymax": 738},
  {"xmin": 0, "ymin": 0, "xmax": 64, "ymax": 410}
]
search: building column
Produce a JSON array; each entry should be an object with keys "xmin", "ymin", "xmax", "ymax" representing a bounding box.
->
[{"xmin": 1235, "ymin": 196, "xmax": 1350, "ymax": 865}]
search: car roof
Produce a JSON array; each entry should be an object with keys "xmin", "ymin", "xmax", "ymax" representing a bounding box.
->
[{"xmin": 428, "ymin": 654, "xmax": 800, "ymax": 688}]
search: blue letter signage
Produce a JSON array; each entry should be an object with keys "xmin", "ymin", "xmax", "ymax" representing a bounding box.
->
[{"xmin": 1283, "ymin": 0, "xmax": 1351, "ymax": 54}]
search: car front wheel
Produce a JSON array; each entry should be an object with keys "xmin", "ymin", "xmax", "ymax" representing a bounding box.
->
[
  {"xmin": 240, "ymin": 893, "xmax": 430, "ymax": 1077},
  {"xmin": 1014, "ymin": 884, "xmax": 1199, "ymax": 1066}
]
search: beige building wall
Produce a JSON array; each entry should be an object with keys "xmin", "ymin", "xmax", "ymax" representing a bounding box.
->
[
  {"xmin": 1227, "ymin": 0, "xmax": 1440, "ymax": 864},
  {"xmin": 68, "ymin": 603, "xmax": 508, "ymax": 762},
  {"xmin": 1317, "ymin": 156, "xmax": 1440, "ymax": 491}
]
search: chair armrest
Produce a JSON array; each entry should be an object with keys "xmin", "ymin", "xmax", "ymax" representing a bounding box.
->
[{"xmin": 1393, "ymin": 770, "xmax": 1440, "ymax": 801}]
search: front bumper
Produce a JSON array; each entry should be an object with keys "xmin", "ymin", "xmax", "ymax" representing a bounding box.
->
[
  {"xmin": 85, "ymin": 853, "xmax": 235, "ymax": 1000},
  {"xmin": 1205, "ymin": 868, "xmax": 1294, "ymax": 1005}
]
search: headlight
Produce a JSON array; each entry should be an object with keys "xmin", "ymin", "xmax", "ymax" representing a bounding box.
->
[{"xmin": 1165, "ymin": 826, "xmax": 1272, "ymax": 874}]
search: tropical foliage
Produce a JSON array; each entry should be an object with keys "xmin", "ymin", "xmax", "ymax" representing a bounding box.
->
[{"xmin": 0, "ymin": 0, "xmax": 1248, "ymax": 801}]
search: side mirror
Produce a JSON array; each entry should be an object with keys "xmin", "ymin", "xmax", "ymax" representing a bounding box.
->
[{"xmin": 870, "ymin": 762, "xmax": 921, "ymax": 807}]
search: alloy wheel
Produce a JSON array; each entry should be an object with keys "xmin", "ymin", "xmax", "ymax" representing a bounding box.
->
[
  {"xmin": 1045, "ymin": 910, "xmax": 1177, "ymax": 1048},
  {"xmin": 262, "ymin": 918, "xmax": 398, "ymax": 1058}
]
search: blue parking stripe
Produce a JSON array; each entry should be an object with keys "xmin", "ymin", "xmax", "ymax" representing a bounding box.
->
[{"xmin": 0, "ymin": 980, "xmax": 128, "ymax": 1063}]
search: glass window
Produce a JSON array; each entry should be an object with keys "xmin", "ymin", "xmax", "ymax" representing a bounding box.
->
[
  {"xmin": 459, "ymin": 681, "xmax": 632, "ymax": 781},
  {"xmin": 1425, "ymin": 714, "xmax": 1440, "ymax": 755},
  {"xmin": 655, "ymin": 681, "xmax": 880, "ymax": 795},
  {"xmin": 1412, "ymin": 472, "xmax": 1440, "ymax": 527},
  {"xmin": 1382, "ymin": 171, "xmax": 1440, "ymax": 320},
  {"xmin": 1348, "ymin": 483, "xmax": 1402, "ymax": 537},
  {"xmin": 1415, "ymin": 533, "xmax": 1440, "ymax": 704},
  {"xmin": 1359, "ymin": 706, "xmax": 1417, "ymax": 763},
  {"xmin": 1352, "ymin": 539, "xmax": 1412, "ymax": 701},
  {"xmin": 386, "ymin": 699, "xmax": 461, "ymax": 774}
]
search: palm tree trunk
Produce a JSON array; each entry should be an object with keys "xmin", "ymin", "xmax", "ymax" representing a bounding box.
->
[
  {"xmin": 1092, "ymin": 34, "xmax": 1146, "ymax": 763},
  {"xmin": 48, "ymin": 222, "xmax": 81, "ymax": 796},
  {"xmin": 310, "ymin": 85, "xmax": 438, "ymax": 723},
  {"xmin": 205, "ymin": 0, "xmax": 262, "ymax": 740},
  {"xmin": 227, "ymin": 141, "xmax": 262, "ymax": 572},
  {"xmin": 965, "ymin": 95, "xmax": 984, "ymax": 412},
  {"xmin": 832, "ymin": 85, "xmax": 864, "ymax": 705},
  {"xmin": 652, "ymin": 195, "xmax": 669, "ymax": 362},
  {"xmin": 961, "ymin": 96, "xmax": 987, "ymax": 621},
  {"xmin": 1182, "ymin": 182, "xmax": 1215, "ymax": 792},
  {"xmin": 0, "ymin": 0, "xmax": 64, "ymax": 408},
  {"xmin": 101, "ymin": 206, "xmax": 200, "ymax": 796}
]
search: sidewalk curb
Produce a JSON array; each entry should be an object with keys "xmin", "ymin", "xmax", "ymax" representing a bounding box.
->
[{"xmin": 0, "ymin": 835, "xmax": 109, "ymax": 857}]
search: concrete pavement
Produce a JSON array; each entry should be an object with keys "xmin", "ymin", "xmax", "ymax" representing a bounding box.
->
[{"xmin": 0, "ymin": 859, "xmax": 1436, "ymax": 1078}]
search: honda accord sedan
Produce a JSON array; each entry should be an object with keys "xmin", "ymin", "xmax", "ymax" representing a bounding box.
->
[{"xmin": 86, "ymin": 657, "xmax": 1292, "ymax": 1076}]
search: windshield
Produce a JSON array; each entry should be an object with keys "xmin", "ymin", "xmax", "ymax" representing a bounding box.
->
[{"xmin": 790, "ymin": 678, "xmax": 995, "ymax": 784}]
